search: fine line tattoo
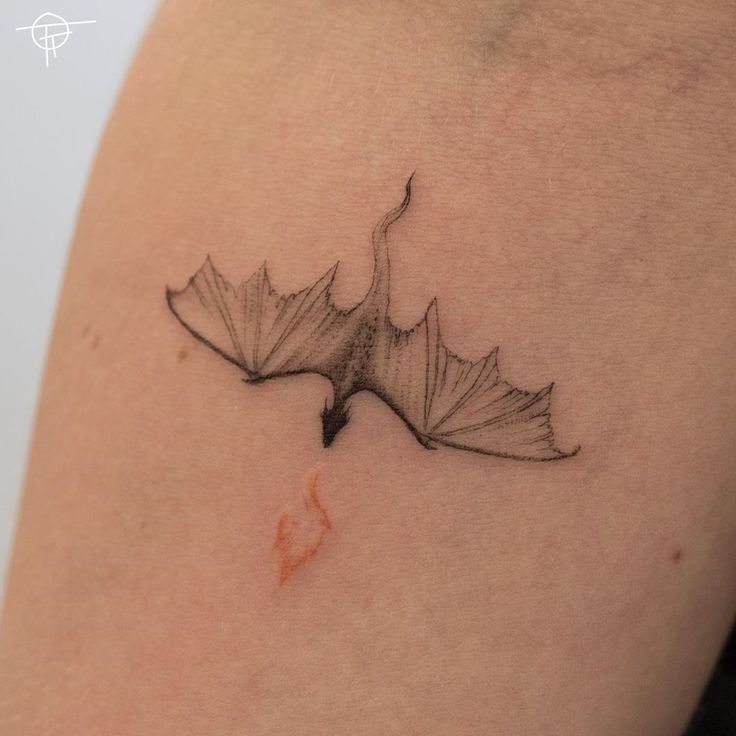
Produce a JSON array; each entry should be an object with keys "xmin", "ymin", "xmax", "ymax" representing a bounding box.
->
[{"xmin": 166, "ymin": 175, "xmax": 579, "ymax": 461}]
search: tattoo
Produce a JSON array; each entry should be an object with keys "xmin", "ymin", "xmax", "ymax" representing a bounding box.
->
[
  {"xmin": 166, "ymin": 175, "xmax": 578, "ymax": 461},
  {"xmin": 273, "ymin": 470, "xmax": 331, "ymax": 586}
]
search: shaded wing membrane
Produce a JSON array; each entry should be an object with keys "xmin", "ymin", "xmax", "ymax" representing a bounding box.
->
[
  {"xmin": 166, "ymin": 257, "xmax": 351, "ymax": 380},
  {"xmin": 372, "ymin": 300, "xmax": 575, "ymax": 460}
]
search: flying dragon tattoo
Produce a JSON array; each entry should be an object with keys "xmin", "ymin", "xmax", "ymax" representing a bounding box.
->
[{"xmin": 166, "ymin": 175, "xmax": 579, "ymax": 461}]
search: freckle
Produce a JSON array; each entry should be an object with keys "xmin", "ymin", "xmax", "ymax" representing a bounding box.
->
[
  {"xmin": 273, "ymin": 470, "xmax": 331, "ymax": 586},
  {"xmin": 81, "ymin": 324, "xmax": 91, "ymax": 338},
  {"xmin": 671, "ymin": 548, "xmax": 684, "ymax": 564},
  {"xmin": 91, "ymin": 335, "xmax": 100, "ymax": 350},
  {"xmin": 177, "ymin": 347, "xmax": 188, "ymax": 363}
]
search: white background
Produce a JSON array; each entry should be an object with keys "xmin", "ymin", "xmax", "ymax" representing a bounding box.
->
[{"xmin": 0, "ymin": 0, "xmax": 160, "ymax": 596}]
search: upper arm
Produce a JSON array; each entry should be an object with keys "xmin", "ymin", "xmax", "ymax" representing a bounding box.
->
[{"xmin": 2, "ymin": 1, "xmax": 736, "ymax": 734}]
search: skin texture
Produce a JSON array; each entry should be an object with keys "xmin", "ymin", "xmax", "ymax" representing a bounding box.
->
[{"xmin": 1, "ymin": 1, "xmax": 736, "ymax": 734}]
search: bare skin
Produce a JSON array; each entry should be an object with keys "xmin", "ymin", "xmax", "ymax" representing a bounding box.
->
[{"xmin": 1, "ymin": 1, "xmax": 736, "ymax": 734}]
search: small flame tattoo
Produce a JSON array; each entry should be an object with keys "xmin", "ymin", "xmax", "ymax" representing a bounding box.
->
[{"xmin": 273, "ymin": 470, "xmax": 331, "ymax": 585}]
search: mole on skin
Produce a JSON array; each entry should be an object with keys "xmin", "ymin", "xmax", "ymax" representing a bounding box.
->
[{"xmin": 273, "ymin": 470, "xmax": 331, "ymax": 586}]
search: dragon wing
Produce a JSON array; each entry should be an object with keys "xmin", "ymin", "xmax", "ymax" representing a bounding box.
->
[
  {"xmin": 371, "ymin": 301, "xmax": 577, "ymax": 460},
  {"xmin": 166, "ymin": 256, "xmax": 352, "ymax": 381}
]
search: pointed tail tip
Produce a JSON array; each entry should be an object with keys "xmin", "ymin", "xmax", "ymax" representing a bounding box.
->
[{"xmin": 398, "ymin": 170, "xmax": 415, "ymax": 211}]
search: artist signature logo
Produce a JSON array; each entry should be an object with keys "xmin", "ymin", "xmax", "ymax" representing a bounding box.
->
[{"xmin": 15, "ymin": 12, "xmax": 97, "ymax": 68}]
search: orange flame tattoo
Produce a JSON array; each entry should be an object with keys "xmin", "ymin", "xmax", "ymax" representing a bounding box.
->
[{"xmin": 273, "ymin": 470, "xmax": 331, "ymax": 585}]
